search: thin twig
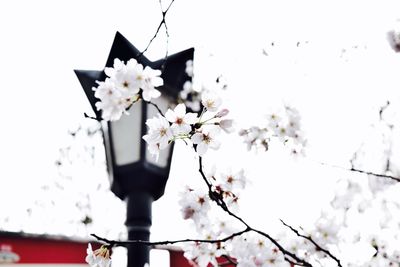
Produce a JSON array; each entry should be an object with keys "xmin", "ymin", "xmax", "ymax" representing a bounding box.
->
[
  {"xmin": 318, "ymin": 161, "xmax": 400, "ymax": 182},
  {"xmin": 349, "ymin": 167, "xmax": 400, "ymax": 182},
  {"xmin": 158, "ymin": 0, "xmax": 172, "ymax": 72},
  {"xmin": 146, "ymin": 100, "xmax": 165, "ymax": 117},
  {"xmin": 137, "ymin": 0, "xmax": 175, "ymax": 61},
  {"xmin": 84, "ymin": 113, "xmax": 101, "ymax": 122},
  {"xmin": 92, "ymin": 228, "xmax": 250, "ymax": 248},
  {"xmin": 280, "ymin": 219, "xmax": 342, "ymax": 267}
]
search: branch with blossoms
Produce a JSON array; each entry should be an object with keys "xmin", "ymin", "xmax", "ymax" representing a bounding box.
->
[
  {"xmin": 239, "ymin": 90, "xmax": 400, "ymax": 266},
  {"xmin": 238, "ymin": 106, "xmax": 306, "ymax": 156},
  {"xmin": 194, "ymin": 156, "xmax": 314, "ymax": 266},
  {"xmin": 315, "ymin": 100, "xmax": 400, "ymax": 183},
  {"xmin": 91, "ymin": 229, "xmax": 251, "ymax": 248},
  {"xmin": 280, "ymin": 220, "xmax": 342, "ymax": 267},
  {"xmin": 84, "ymin": 54, "xmax": 352, "ymax": 267}
]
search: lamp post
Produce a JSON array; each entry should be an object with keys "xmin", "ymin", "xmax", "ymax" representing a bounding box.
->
[{"xmin": 75, "ymin": 32, "xmax": 194, "ymax": 267}]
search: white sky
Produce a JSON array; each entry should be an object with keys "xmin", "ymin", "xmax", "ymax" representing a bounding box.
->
[{"xmin": 1, "ymin": 0, "xmax": 400, "ymax": 265}]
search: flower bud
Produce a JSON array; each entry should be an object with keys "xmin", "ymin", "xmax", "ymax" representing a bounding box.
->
[
  {"xmin": 387, "ymin": 30, "xmax": 400, "ymax": 53},
  {"xmin": 219, "ymin": 119, "xmax": 234, "ymax": 133},
  {"xmin": 215, "ymin": 109, "xmax": 229, "ymax": 118}
]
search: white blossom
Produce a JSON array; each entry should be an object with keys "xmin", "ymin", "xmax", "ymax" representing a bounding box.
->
[
  {"xmin": 85, "ymin": 244, "xmax": 111, "ymax": 267},
  {"xmin": 143, "ymin": 114, "xmax": 173, "ymax": 158},
  {"xmin": 219, "ymin": 169, "xmax": 246, "ymax": 192},
  {"xmin": 201, "ymin": 92, "xmax": 222, "ymax": 112},
  {"xmin": 311, "ymin": 214, "xmax": 341, "ymax": 246},
  {"xmin": 178, "ymin": 187, "xmax": 210, "ymax": 223},
  {"xmin": 93, "ymin": 58, "xmax": 163, "ymax": 121},
  {"xmin": 191, "ymin": 127, "xmax": 221, "ymax": 156},
  {"xmin": 165, "ymin": 103, "xmax": 197, "ymax": 135},
  {"xmin": 106, "ymin": 58, "xmax": 142, "ymax": 96},
  {"xmin": 185, "ymin": 60, "xmax": 194, "ymax": 77},
  {"xmin": 183, "ymin": 242, "xmax": 223, "ymax": 267},
  {"xmin": 93, "ymin": 79, "xmax": 133, "ymax": 121},
  {"xmin": 141, "ymin": 66, "xmax": 163, "ymax": 101},
  {"xmin": 219, "ymin": 119, "xmax": 235, "ymax": 133}
]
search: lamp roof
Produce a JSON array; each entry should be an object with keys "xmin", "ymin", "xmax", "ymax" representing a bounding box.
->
[{"xmin": 75, "ymin": 31, "xmax": 194, "ymax": 119}]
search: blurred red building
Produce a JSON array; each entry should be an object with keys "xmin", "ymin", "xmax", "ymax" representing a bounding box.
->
[{"xmin": 0, "ymin": 231, "xmax": 235, "ymax": 266}]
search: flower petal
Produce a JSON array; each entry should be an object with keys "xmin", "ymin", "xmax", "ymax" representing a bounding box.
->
[{"xmin": 196, "ymin": 142, "xmax": 208, "ymax": 156}]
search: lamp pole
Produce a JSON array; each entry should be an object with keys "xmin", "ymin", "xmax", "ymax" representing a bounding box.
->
[
  {"xmin": 126, "ymin": 192, "xmax": 152, "ymax": 267},
  {"xmin": 75, "ymin": 32, "xmax": 194, "ymax": 267}
]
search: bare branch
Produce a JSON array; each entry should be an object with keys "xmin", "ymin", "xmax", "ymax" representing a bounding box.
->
[
  {"xmin": 349, "ymin": 167, "xmax": 400, "ymax": 182},
  {"xmin": 318, "ymin": 161, "xmax": 400, "ymax": 183},
  {"xmin": 146, "ymin": 100, "xmax": 165, "ymax": 117},
  {"xmin": 137, "ymin": 0, "xmax": 175, "ymax": 65}
]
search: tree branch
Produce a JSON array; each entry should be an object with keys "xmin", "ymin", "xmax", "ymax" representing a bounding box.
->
[
  {"xmin": 318, "ymin": 161, "xmax": 400, "ymax": 183},
  {"xmin": 280, "ymin": 219, "xmax": 342, "ymax": 267},
  {"xmin": 197, "ymin": 155, "xmax": 313, "ymax": 267},
  {"xmin": 137, "ymin": 0, "xmax": 175, "ymax": 68},
  {"xmin": 349, "ymin": 167, "xmax": 400, "ymax": 182},
  {"xmin": 91, "ymin": 228, "xmax": 250, "ymax": 248}
]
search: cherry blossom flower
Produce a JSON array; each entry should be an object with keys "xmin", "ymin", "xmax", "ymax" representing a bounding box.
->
[
  {"xmin": 215, "ymin": 108, "xmax": 229, "ymax": 118},
  {"xmin": 185, "ymin": 60, "xmax": 194, "ymax": 77},
  {"xmin": 165, "ymin": 103, "xmax": 197, "ymax": 135},
  {"xmin": 311, "ymin": 214, "xmax": 341, "ymax": 246},
  {"xmin": 201, "ymin": 92, "xmax": 222, "ymax": 112},
  {"xmin": 93, "ymin": 79, "xmax": 129, "ymax": 121},
  {"xmin": 141, "ymin": 66, "xmax": 163, "ymax": 101},
  {"xmin": 267, "ymin": 112, "xmax": 281, "ymax": 129},
  {"xmin": 142, "ymin": 114, "xmax": 173, "ymax": 158},
  {"xmin": 239, "ymin": 127, "xmax": 269, "ymax": 151},
  {"xmin": 191, "ymin": 127, "xmax": 221, "ymax": 156},
  {"xmin": 85, "ymin": 243, "xmax": 111, "ymax": 267},
  {"xmin": 178, "ymin": 187, "xmax": 210, "ymax": 223},
  {"xmin": 219, "ymin": 169, "xmax": 246, "ymax": 192},
  {"xmin": 106, "ymin": 58, "xmax": 143, "ymax": 96},
  {"xmin": 219, "ymin": 119, "xmax": 234, "ymax": 133},
  {"xmin": 180, "ymin": 80, "xmax": 202, "ymax": 112},
  {"xmin": 240, "ymin": 105, "xmax": 306, "ymax": 154},
  {"xmin": 93, "ymin": 58, "xmax": 163, "ymax": 121},
  {"xmin": 183, "ymin": 242, "xmax": 224, "ymax": 267},
  {"xmin": 229, "ymin": 235, "xmax": 289, "ymax": 267}
]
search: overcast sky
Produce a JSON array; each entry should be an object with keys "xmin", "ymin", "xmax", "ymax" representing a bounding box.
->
[{"xmin": 1, "ymin": 0, "xmax": 400, "ymax": 265}]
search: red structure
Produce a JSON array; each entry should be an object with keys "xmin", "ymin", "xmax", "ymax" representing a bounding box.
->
[
  {"xmin": 0, "ymin": 231, "xmax": 202, "ymax": 266},
  {"xmin": 0, "ymin": 231, "xmax": 91, "ymax": 266}
]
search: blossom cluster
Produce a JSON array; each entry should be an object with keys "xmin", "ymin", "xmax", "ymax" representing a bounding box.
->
[
  {"xmin": 179, "ymin": 167, "xmax": 246, "ymax": 229},
  {"xmin": 93, "ymin": 58, "xmax": 163, "ymax": 121},
  {"xmin": 85, "ymin": 244, "xmax": 111, "ymax": 267},
  {"xmin": 143, "ymin": 91, "xmax": 234, "ymax": 158},
  {"xmin": 179, "ymin": 60, "xmax": 228, "ymax": 112},
  {"xmin": 178, "ymin": 167, "xmax": 294, "ymax": 267},
  {"xmin": 229, "ymin": 234, "xmax": 290, "ymax": 267},
  {"xmin": 239, "ymin": 106, "xmax": 306, "ymax": 156}
]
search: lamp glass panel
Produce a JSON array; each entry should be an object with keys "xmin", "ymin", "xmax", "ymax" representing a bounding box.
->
[
  {"xmin": 110, "ymin": 101, "xmax": 142, "ymax": 166},
  {"xmin": 101, "ymin": 121, "xmax": 114, "ymax": 184},
  {"xmin": 145, "ymin": 95, "xmax": 171, "ymax": 168}
]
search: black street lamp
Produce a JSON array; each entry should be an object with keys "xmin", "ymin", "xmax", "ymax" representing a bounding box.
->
[{"xmin": 74, "ymin": 32, "xmax": 193, "ymax": 267}]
